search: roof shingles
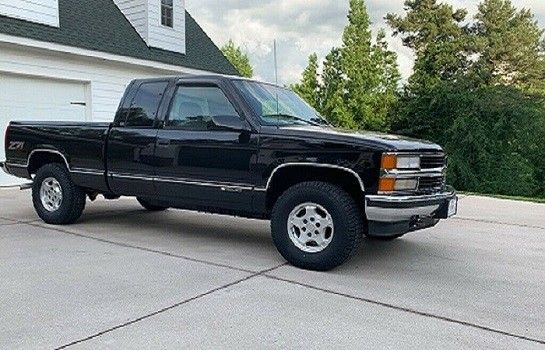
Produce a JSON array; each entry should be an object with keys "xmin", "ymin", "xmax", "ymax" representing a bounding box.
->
[{"xmin": 0, "ymin": 0, "xmax": 239, "ymax": 76}]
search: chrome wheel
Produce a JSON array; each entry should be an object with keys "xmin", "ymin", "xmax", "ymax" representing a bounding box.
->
[
  {"xmin": 287, "ymin": 202, "xmax": 334, "ymax": 253},
  {"xmin": 40, "ymin": 177, "xmax": 63, "ymax": 212}
]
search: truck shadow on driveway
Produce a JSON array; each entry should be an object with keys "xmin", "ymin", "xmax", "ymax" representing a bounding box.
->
[{"xmin": 71, "ymin": 206, "xmax": 448, "ymax": 271}]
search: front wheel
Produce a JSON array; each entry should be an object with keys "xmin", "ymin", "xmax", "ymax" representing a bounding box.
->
[
  {"xmin": 32, "ymin": 163, "xmax": 86, "ymax": 225},
  {"xmin": 271, "ymin": 181, "xmax": 363, "ymax": 271}
]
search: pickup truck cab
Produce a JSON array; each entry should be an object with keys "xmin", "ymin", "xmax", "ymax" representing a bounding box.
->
[{"xmin": 2, "ymin": 75, "xmax": 457, "ymax": 270}]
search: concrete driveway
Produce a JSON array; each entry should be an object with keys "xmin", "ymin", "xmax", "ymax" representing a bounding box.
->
[{"xmin": 0, "ymin": 188, "xmax": 544, "ymax": 349}]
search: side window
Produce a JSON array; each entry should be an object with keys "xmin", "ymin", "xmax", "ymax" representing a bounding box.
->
[
  {"xmin": 125, "ymin": 82, "xmax": 168, "ymax": 127},
  {"xmin": 167, "ymin": 86, "xmax": 239, "ymax": 130}
]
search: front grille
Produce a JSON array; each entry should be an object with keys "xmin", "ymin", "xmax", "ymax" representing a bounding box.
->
[
  {"xmin": 418, "ymin": 176, "xmax": 445, "ymax": 193},
  {"xmin": 421, "ymin": 153, "xmax": 446, "ymax": 169}
]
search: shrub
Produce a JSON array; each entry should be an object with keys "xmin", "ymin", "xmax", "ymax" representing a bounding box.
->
[{"xmin": 392, "ymin": 82, "xmax": 545, "ymax": 198}]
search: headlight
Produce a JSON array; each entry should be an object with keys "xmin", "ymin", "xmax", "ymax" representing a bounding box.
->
[
  {"xmin": 378, "ymin": 177, "xmax": 419, "ymax": 193},
  {"xmin": 381, "ymin": 153, "xmax": 421, "ymax": 170},
  {"xmin": 397, "ymin": 155, "xmax": 421, "ymax": 169}
]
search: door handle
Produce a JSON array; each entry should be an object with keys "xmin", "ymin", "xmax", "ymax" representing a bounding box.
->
[{"xmin": 157, "ymin": 139, "xmax": 171, "ymax": 146}]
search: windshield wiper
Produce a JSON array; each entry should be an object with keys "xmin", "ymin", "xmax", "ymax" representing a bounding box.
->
[
  {"xmin": 311, "ymin": 116, "xmax": 330, "ymax": 126},
  {"xmin": 263, "ymin": 113, "xmax": 323, "ymax": 126}
]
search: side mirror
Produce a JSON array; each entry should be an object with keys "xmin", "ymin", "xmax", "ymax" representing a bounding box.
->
[{"xmin": 210, "ymin": 115, "xmax": 249, "ymax": 132}]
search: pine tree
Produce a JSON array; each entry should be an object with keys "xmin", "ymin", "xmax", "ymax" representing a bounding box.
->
[
  {"xmin": 386, "ymin": 0, "xmax": 470, "ymax": 93},
  {"xmin": 342, "ymin": 0, "xmax": 380, "ymax": 130},
  {"xmin": 339, "ymin": 0, "xmax": 400, "ymax": 131},
  {"xmin": 291, "ymin": 53, "xmax": 320, "ymax": 108},
  {"xmin": 472, "ymin": 0, "xmax": 545, "ymax": 91},
  {"xmin": 319, "ymin": 48, "xmax": 354, "ymax": 128},
  {"xmin": 290, "ymin": 0, "xmax": 400, "ymax": 131},
  {"xmin": 221, "ymin": 40, "xmax": 254, "ymax": 78}
]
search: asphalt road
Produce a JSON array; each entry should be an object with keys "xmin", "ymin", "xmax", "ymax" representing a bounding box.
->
[{"xmin": 0, "ymin": 188, "xmax": 544, "ymax": 349}]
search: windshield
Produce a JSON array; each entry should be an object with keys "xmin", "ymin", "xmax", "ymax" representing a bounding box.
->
[{"xmin": 233, "ymin": 80, "xmax": 328, "ymax": 126}]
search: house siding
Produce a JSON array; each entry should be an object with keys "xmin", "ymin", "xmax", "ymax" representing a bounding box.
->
[
  {"xmin": 113, "ymin": 0, "xmax": 148, "ymax": 42},
  {"xmin": 146, "ymin": 0, "xmax": 186, "ymax": 54},
  {"xmin": 0, "ymin": 0, "xmax": 59, "ymax": 27},
  {"xmin": 0, "ymin": 42, "xmax": 193, "ymax": 122}
]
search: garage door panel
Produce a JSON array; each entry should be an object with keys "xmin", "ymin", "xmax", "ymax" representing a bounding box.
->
[{"xmin": 0, "ymin": 73, "xmax": 88, "ymax": 185}]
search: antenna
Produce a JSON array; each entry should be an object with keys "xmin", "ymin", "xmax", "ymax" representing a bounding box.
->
[{"xmin": 274, "ymin": 39, "xmax": 278, "ymax": 85}]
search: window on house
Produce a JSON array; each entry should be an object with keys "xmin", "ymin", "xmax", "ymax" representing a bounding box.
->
[{"xmin": 161, "ymin": 0, "xmax": 174, "ymax": 28}]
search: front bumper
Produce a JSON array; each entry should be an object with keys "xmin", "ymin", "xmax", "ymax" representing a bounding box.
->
[{"xmin": 365, "ymin": 188, "xmax": 457, "ymax": 237}]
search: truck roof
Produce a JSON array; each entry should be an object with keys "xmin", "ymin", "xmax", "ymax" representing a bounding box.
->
[{"xmin": 132, "ymin": 75, "xmax": 285, "ymax": 89}]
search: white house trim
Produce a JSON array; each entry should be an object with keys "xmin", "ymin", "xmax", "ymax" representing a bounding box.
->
[
  {"xmin": 0, "ymin": 33, "xmax": 225, "ymax": 76},
  {"xmin": 0, "ymin": 0, "xmax": 60, "ymax": 27}
]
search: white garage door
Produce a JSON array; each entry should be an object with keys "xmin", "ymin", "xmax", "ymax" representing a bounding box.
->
[{"xmin": 0, "ymin": 73, "xmax": 88, "ymax": 186}]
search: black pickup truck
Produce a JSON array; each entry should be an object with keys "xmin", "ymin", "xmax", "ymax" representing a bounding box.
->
[{"xmin": 1, "ymin": 75, "xmax": 457, "ymax": 270}]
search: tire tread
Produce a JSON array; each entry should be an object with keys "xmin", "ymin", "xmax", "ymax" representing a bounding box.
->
[
  {"xmin": 32, "ymin": 163, "xmax": 86, "ymax": 225},
  {"xmin": 271, "ymin": 181, "xmax": 363, "ymax": 271}
]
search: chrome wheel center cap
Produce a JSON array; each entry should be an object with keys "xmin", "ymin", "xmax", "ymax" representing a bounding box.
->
[
  {"xmin": 287, "ymin": 202, "xmax": 334, "ymax": 253},
  {"xmin": 40, "ymin": 177, "xmax": 63, "ymax": 212}
]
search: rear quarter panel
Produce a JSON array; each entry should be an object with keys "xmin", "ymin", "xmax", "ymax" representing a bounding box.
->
[{"xmin": 5, "ymin": 122, "xmax": 110, "ymax": 191}]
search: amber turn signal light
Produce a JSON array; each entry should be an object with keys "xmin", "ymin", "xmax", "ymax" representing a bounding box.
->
[
  {"xmin": 381, "ymin": 154, "xmax": 397, "ymax": 170},
  {"xmin": 378, "ymin": 177, "xmax": 396, "ymax": 192}
]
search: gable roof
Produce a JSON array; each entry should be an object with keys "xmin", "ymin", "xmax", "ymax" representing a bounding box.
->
[{"xmin": 0, "ymin": 0, "xmax": 239, "ymax": 76}]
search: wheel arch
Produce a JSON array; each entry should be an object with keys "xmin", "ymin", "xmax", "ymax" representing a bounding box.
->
[
  {"xmin": 27, "ymin": 149, "xmax": 70, "ymax": 175},
  {"xmin": 265, "ymin": 163, "xmax": 366, "ymax": 210}
]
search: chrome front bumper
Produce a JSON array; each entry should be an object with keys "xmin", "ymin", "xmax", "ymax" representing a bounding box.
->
[{"xmin": 365, "ymin": 188, "xmax": 457, "ymax": 236}]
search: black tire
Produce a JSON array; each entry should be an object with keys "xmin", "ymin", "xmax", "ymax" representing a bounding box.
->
[
  {"xmin": 271, "ymin": 181, "xmax": 363, "ymax": 271},
  {"xmin": 137, "ymin": 198, "xmax": 168, "ymax": 211},
  {"xmin": 32, "ymin": 163, "xmax": 86, "ymax": 225}
]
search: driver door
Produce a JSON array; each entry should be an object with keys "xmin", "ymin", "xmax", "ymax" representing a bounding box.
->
[{"xmin": 154, "ymin": 82, "xmax": 257, "ymax": 211}]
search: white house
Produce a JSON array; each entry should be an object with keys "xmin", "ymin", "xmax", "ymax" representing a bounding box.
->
[{"xmin": 0, "ymin": 0, "xmax": 238, "ymax": 185}]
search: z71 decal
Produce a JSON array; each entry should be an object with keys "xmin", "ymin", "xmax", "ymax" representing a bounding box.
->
[{"xmin": 8, "ymin": 141, "xmax": 25, "ymax": 151}]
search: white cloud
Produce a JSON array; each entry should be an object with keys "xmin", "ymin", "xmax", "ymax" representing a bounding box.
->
[{"xmin": 186, "ymin": 0, "xmax": 545, "ymax": 84}]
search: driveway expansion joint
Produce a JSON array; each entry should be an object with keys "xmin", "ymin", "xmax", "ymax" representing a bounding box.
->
[
  {"xmin": 24, "ymin": 221, "xmax": 261, "ymax": 275},
  {"xmin": 263, "ymin": 274, "xmax": 545, "ymax": 346},
  {"xmin": 54, "ymin": 262, "xmax": 288, "ymax": 350}
]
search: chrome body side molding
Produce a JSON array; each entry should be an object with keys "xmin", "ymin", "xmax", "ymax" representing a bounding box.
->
[{"xmin": 109, "ymin": 173, "xmax": 255, "ymax": 192}]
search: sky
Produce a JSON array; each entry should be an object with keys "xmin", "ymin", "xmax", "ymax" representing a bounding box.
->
[{"xmin": 185, "ymin": 0, "xmax": 545, "ymax": 85}]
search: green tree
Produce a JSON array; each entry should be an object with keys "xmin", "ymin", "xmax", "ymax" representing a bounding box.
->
[
  {"xmin": 386, "ymin": 0, "xmax": 470, "ymax": 93},
  {"xmin": 319, "ymin": 48, "xmax": 354, "ymax": 128},
  {"xmin": 340, "ymin": 0, "xmax": 400, "ymax": 131},
  {"xmin": 291, "ymin": 53, "xmax": 320, "ymax": 108},
  {"xmin": 291, "ymin": 0, "xmax": 401, "ymax": 131},
  {"xmin": 389, "ymin": 0, "xmax": 545, "ymax": 198},
  {"xmin": 471, "ymin": 0, "xmax": 545, "ymax": 91},
  {"xmin": 221, "ymin": 40, "xmax": 254, "ymax": 78}
]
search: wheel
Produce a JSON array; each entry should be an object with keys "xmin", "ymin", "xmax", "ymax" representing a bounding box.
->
[
  {"xmin": 32, "ymin": 163, "xmax": 86, "ymax": 225},
  {"xmin": 137, "ymin": 198, "xmax": 168, "ymax": 211},
  {"xmin": 271, "ymin": 181, "xmax": 363, "ymax": 271}
]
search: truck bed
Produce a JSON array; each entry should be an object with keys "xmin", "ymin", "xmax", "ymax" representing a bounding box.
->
[{"xmin": 5, "ymin": 121, "xmax": 111, "ymax": 191}]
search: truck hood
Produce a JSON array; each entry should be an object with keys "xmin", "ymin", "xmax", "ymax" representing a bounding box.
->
[{"xmin": 276, "ymin": 125, "xmax": 443, "ymax": 152}]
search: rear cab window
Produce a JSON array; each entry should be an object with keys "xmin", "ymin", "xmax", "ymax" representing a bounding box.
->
[{"xmin": 123, "ymin": 82, "xmax": 169, "ymax": 127}]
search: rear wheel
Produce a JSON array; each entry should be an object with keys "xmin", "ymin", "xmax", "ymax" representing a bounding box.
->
[
  {"xmin": 271, "ymin": 181, "xmax": 363, "ymax": 271},
  {"xmin": 32, "ymin": 163, "xmax": 86, "ymax": 225},
  {"xmin": 137, "ymin": 198, "xmax": 168, "ymax": 211}
]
